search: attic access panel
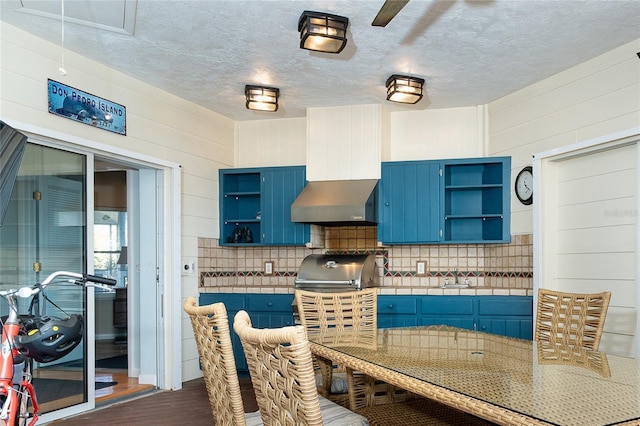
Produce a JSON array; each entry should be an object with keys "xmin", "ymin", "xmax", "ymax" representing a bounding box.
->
[{"xmin": 19, "ymin": 0, "xmax": 137, "ymax": 35}]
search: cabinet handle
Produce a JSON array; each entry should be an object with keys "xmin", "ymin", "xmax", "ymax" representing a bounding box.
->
[
  {"xmin": 388, "ymin": 304, "xmax": 394, "ymax": 309},
  {"xmin": 267, "ymin": 302, "xmax": 273, "ymax": 307},
  {"xmin": 481, "ymin": 325, "xmax": 486, "ymax": 330},
  {"xmin": 385, "ymin": 202, "xmax": 390, "ymax": 206}
]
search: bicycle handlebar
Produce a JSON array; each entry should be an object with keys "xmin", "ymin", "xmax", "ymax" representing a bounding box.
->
[
  {"xmin": 82, "ymin": 274, "xmax": 117, "ymax": 286},
  {"xmin": 0, "ymin": 270, "xmax": 117, "ymax": 297}
]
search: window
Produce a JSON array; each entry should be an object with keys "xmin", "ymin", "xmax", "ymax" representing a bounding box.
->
[{"xmin": 94, "ymin": 210, "xmax": 127, "ymax": 289}]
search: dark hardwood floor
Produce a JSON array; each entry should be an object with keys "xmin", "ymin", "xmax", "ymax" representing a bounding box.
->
[
  {"xmin": 41, "ymin": 340, "xmax": 259, "ymax": 425},
  {"xmin": 48, "ymin": 377, "xmax": 258, "ymax": 425}
]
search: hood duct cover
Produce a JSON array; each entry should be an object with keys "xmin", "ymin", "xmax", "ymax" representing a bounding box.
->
[{"xmin": 291, "ymin": 179, "xmax": 378, "ymax": 225}]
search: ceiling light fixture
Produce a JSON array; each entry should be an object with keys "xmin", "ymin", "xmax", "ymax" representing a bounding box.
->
[
  {"xmin": 386, "ymin": 74, "xmax": 425, "ymax": 104},
  {"xmin": 298, "ymin": 10, "xmax": 349, "ymax": 54},
  {"xmin": 245, "ymin": 85, "xmax": 279, "ymax": 112}
]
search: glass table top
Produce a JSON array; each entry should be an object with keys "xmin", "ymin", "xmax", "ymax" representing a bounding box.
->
[{"xmin": 310, "ymin": 325, "xmax": 640, "ymax": 426}]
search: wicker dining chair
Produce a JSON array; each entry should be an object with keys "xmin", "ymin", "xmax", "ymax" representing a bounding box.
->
[
  {"xmin": 535, "ymin": 288, "xmax": 611, "ymax": 351},
  {"xmin": 294, "ymin": 289, "xmax": 495, "ymax": 426},
  {"xmin": 294, "ymin": 288, "xmax": 387, "ymax": 409},
  {"xmin": 183, "ymin": 297, "xmax": 262, "ymax": 426},
  {"xmin": 233, "ymin": 310, "xmax": 369, "ymax": 426}
]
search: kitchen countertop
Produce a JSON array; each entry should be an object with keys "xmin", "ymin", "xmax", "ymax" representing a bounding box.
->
[{"xmin": 199, "ymin": 286, "xmax": 533, "ymax": 296}]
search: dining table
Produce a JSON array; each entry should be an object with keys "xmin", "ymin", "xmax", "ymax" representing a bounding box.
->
[{"xmin": 308, "ymin": 325, "xmax": 640, "ymax": 426}]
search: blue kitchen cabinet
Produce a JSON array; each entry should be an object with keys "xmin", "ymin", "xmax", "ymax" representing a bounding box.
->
[
  {"xmin": 377, "ymin": 295, "xmax": 420, "ymax": 327},
  {"xmin": 246, "ymin": 294, "xmax": 295, "ymax": 328},
  {"xmin": 199, "ymin": 293, "xmax": 294, "ymax": 375},
  {"xmin": 442, "ymin": 157, "xmax": 511, "ymax": 243},
  {"xmin": 219, "ymin": 166, "xmax": 309, "ymax": 246},
  {"xmin": 377, "ymin": 295, "xmax": 533, "ymax": 340},
  {"xmin": 378, "ymin": 161, "xmax": 440, "ymax": 244},
  {"xmin": 197, "ymin": 293, "xmax": 532, "ymax": 375},
  {"xmin": 476, "ymin": 296, "xmax": 533, "ymax": 339},
  {"xmin": 198, "ymin": 293, "xmax": 248, "ymax": 371},
  {"xmin": 378, "ymin": 157, "xmax": 511, "ymax": 244},
  {"xmin": 261, "ymin": 166, "xmax": 309, "ymax": 245},
  {"xmin": 419, "ymin": 296, "xmax": 476, "ymax": 329}
]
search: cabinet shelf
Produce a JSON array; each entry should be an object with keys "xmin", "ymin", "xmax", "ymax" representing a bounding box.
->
[
  {"xmin": 224, "ymin": 219, "xmax": 260, "ymax": 224},
  {"xmin": 225, "ymin": 191, "xmax": 261, "ymax": 197},
  {"xmin": 445, "ymin": 184, "xmax": 503, "ymax": 190},
  {"xmin": 445, "ymin": 214, "xmax": 503, "ymax": 219}
]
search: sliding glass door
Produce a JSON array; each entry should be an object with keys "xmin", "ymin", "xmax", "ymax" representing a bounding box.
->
[{"xmin": 0, "ymin": 134, "xmax": 89, "ymax": 413}]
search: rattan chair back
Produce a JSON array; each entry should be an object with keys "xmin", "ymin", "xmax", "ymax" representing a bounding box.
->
[
  {"xmin": 295, "ymin": 288, "xmax": 389, "ymax": 409},
  {"xmin": 183, "ymin": 297, "xmax": 248, "ymax": 426},
  {"xmin": 535, "ymin": 288, "xmax": 611, "ymax": 351},
  {"xmin": 233, "ymin": 310, "xmax": 323, "ymax": 426},
  {"xmin": 294, "ymin": 288, "xmax": 377, "ymax": 348}
]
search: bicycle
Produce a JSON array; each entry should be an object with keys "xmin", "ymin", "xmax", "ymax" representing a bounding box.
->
[{"xmin": 0, "ymin": 271, "xmax": 116, "ymax": 426}]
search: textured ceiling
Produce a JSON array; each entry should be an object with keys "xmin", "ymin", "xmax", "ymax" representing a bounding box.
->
[{"xmin": 2, "ymin": 0, "xmax": 640, "ymax": 122}]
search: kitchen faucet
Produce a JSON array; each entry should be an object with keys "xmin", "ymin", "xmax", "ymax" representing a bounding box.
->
[{"xmin": 454, "ymin": 268, "xmax": 459, "ymax": 285}]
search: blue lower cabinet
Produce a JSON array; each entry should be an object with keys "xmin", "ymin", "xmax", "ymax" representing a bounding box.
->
[
  {"xmin": 476, "ymin": 296, "xmax": 534, "ymax": 339},
  {"xmin": 378, "ymin": 296, "xmax": 419, "ymax": 328},
  {"xmin": 196, "ymin": 293, "xmax": 533, "ymax": 374},
  {"xmin": 198, "ymin": 293, "xmax": 294, "ymax": 375},
  {"xmin": 477, "ymin": 318, "xmax": 534, "ymax": 340},
  {"xmin": 377, "ymin": 295, "xmax": 533, "ymax": 339},
  {"xmin": 420, "ymin": 316, "xmax": 476, "ymax": 330}
]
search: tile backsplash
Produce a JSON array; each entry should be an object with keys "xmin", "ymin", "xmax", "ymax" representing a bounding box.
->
[{"xmin": 198, "ymin": 226, "xmax": 532, "ymax": 296}]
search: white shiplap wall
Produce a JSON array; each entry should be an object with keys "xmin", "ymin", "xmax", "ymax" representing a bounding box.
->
[
  {"xmin": 306, "ymin": 104, "xmax": 383, "ymax": 181},
  {"xmin": 542, "ymin": 142, "xmax": 637, "ymax": 356},
  {"xmin": 237, "ymin": 117, "xmax": 306, "ymax": 167},
  {"xmin": 388, "ymin": 106, "xmax": 485, "ymax": 161},
  {"xmin": 489, "ymin": 38, "xmax": 640, "ymax": 236},
  {"xmin": 488, "ymin": 38, "xmax": 640, "ymax": 357},
  {"xmin": 237, "ymin": 105, "xmax": 486, "ymax": 171},
  {"xmin": 1, "ymin": 23, "xmax": 235, "ymax": 384}
]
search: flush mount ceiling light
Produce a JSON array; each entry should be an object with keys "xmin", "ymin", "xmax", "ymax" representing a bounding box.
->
[
  {"xmin": 298, "ymin": 10, "xmax": 349, "ymax": 54},
  {"xmin": 245, "ymin": 85, "xmax": 279, "ymax": 112},
  {"xmin": 386, "ymin": 74, "xmax": 425, "ymax": 104}
]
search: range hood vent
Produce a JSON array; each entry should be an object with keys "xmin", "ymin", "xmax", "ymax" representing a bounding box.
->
[{"xmin": 291, "ymin": 179, "xmax": 378, "ymax": 225}]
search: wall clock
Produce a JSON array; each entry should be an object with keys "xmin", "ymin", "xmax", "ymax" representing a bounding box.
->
[{"xmin": 515, "ymin": 166, "xmax": 533, "ymax": 205}]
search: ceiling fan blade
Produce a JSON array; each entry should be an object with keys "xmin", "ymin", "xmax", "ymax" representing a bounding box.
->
[{"xmin": 372, "ymin": 0, "xmax": 410, "ymax": 27}]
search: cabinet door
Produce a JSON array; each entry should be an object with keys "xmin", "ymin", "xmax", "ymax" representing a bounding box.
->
[
  {"xmin": 378, "ymin": 296, "xmax": 419, "ymax": 328},
  {"xmin": 261, "ymin": 166, "xmax": 309, "ymax": 245},
  {"xmin": 420, "ymin": 296, "xmax": 475, "ymax": 330},
  {"xmin": 198, "ymin": 294, "xmax": 248, "ymax": 371},
  {"xmin": 477, "ymin": 318, "xmax": 533, "ymax": 339},
  {"xmin": 378, "ymin": 161, "xmax": 440, "ymax": 244},
  {"xmin": 476, "ymin": 296, "xmax": 533, "ymax": 339}
]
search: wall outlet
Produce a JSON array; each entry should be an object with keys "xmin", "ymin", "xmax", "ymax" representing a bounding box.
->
[
  {"xmin": 264, "ymin": 261, "xmax": 274, "ymax": 275},
  {"xmin": 416, "ymin": 261, "xmax": 426, "ymax": 276}
]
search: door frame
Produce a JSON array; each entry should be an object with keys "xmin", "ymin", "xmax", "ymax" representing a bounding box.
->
[
  {"xmin": 4, "ymin": 119, "xmax": 182, "ymax": 418},
  {"xmin": 533, "ymin": 126, "xmax": 640, "ymax": 358}
]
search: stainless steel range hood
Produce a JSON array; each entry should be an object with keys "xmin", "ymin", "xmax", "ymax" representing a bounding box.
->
[{"xmin": 291, "ymin": 179, "xmax": 378, "ymax": 225}]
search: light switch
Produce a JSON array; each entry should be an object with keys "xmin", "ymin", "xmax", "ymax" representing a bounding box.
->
[{"xmin": 416, "ymin": 261, "xmax": 426, "ymax": 276}]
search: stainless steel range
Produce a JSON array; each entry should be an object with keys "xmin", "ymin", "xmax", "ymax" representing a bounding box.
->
[{"xmin": 294, "ymin": 253, "xmax": 379, "ymax": 292}]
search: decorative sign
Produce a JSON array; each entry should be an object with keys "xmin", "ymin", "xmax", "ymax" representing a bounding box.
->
[{"xmin": 47, "ymin": 79, "xmax": 126, "ymax": 135}]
